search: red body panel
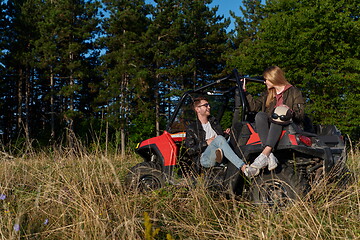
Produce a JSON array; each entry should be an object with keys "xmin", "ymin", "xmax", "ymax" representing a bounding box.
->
[
  {"xmin": 246, "ymin": 123, "xmax": 298, "ymax": 146},
  {"xmin": 246, "ymin": 123, "xmax": 261, "ymax": 145},
  {"xmin": 138, "ymin": 131, "xmax": 178, "ymax": 166},
  {"xmin": 288, "ymin": 134, "xmax": 298, "ymax": 145}
]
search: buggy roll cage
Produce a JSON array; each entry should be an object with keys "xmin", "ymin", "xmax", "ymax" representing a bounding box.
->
[{"xmin": 165, "ymin": 69, "xmax": 265, "ymax": 132}]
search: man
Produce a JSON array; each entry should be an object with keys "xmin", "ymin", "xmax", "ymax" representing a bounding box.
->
[{"xmin": 185, "ymin": 96, "xmax": 258, "ymax": 177}]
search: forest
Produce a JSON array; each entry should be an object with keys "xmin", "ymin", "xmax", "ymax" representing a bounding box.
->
[
  {"xmin": 0, "ymin": 1, "xmax": 359, "ymax": 238},
  {"xmin": 0, "ymin": 0, "xmax": 359, "ymax": 152}
]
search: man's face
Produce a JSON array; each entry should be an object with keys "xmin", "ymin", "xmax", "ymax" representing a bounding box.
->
[{"xmin": 195, "ymin": 100, "xmax": 211, "ymax": 117}]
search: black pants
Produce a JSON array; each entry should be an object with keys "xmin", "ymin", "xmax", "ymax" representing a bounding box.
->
[{"xmin": 255, "ymin": 112, "xmax": 283, "ymax": 149}]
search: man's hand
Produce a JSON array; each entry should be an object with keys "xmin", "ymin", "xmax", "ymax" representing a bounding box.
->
[{"xmin": 207, "ymin": 136, "xmax": 215, "ymax": 145}]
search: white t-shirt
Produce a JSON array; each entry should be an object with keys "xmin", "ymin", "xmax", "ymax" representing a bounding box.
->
[{"xmin": 202, "ymin": 122, "xmax": 217, "ymax": 140}]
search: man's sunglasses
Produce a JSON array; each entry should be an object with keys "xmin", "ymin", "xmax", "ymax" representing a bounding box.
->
[
  {"xmin": 197, "ymin": 103, "xmax": 210, "ymax": 108},
  {"xmin": 271, "ymin": 113, "xmax": 291, "ymax": 121}
]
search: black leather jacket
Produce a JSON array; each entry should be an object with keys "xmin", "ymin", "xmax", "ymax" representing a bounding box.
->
[{"xmin": 185, "ymin": 116, "xmax": 224, "ymax": 156}]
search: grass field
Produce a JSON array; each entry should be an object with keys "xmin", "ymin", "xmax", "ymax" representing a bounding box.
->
[{"xmin": 0, "ymin": 142, "xmax": 359, "ymax": 239}]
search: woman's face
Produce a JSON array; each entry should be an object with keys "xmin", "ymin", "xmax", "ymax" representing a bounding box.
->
[{"xmin": 264, "ymin": 78, "xmax": 274, "ymax": 89}]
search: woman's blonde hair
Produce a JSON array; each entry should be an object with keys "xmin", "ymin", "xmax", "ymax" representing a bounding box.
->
[{"xmin": 263, "ymin": 66, "xmax": 290, "ymax": 107}]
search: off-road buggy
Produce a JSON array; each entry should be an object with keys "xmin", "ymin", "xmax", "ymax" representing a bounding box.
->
[{"xmin": 125, "ymin": 70, "xmax": 348, "ymax": 207}]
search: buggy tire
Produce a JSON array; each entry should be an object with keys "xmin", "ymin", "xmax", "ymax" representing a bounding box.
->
[
  {"xmin": 125, "ymin": 162, "xmax": 166, "ymax": 192},
  {"xmin": 251, "ymin": 165, "xmax": 308, "ymax": 208}
]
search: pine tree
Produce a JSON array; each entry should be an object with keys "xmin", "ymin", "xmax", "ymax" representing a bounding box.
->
[
  {"xmin": 227, "ymin": 0, "xmax": 265, "ymax": 75},
  {"xmin": 1, "ymin": 0, "xmax": 43, "ymax": 144},
  {"xmin": 99, "ymin": 0, "xmax": 151, "ymax": 154},
  {"xmin": 144, "ymin": 0, "xmax": 230, "ymax": 135},
  {"xmin": 33, "ymin": 0, "xmax": 100, "ymax": 142},
  {"xmin": 143, "ymin": 0, "xmax": 181, "ymax": 136},
  {"xmin": 230, "ymin": 0, "xmax": 360, "ymax": 139},
  {"xmin": 0, "ymin": 0, "xmax": 11, "ymax": 141},
  {"xmin": 0, "ymin": 1, "xmax": 6, "ymax": 59},
  {"xmin": 169, "ymin": 0, "xmax": 229, "ymax": 87}
]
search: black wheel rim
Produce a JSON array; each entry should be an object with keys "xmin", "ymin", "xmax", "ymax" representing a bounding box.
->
[
  {"xmin": 138, "ymin": 174, "xmax": 163, "ymax": 191},
  {"xmin": 258, "ymin": 180, "xmax": 293, "ymax": 208}
]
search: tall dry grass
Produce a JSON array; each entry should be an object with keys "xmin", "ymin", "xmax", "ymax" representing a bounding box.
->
[{"xmin": 0, "ymin": 143, "xmax": 359, "ymax": 239}]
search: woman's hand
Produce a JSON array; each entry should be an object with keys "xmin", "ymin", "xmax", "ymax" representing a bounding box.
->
[{"xmin": 242, "ymin": 78, "xmax": 246, "ymax": 91}]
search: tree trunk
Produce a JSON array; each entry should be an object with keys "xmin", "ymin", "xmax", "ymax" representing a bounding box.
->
[
  {"xmin": 17, "ymin": 68, "xmax": 23, "ymax": 135},
  {"xmin": 50, "ymin": 70, "xmax": 55, "ymax": 140},
  {"xmin": 24, "ymin": 67, "xmax": 30, "ymax": 143},
  {"xmin": 120, "ymin": 72, "xmax": 129, "ymax": 155},
  {"xmin": 155, "ymin": 73, "xmax": 160, "ymax": 136},
  {"xmin": 121, "ymin": 128, "xmax": 125, "ymax": 157},
  {"xmin": 105, "ymin": 120, "xmax": 109, "ymax": 155},
  {"xmin": 68, "ymin": 52, "xmax": 74, "ymax": 132},
  {"xmin": 120, "ymin": 29, "xmax": 128, "ymax": 153}
]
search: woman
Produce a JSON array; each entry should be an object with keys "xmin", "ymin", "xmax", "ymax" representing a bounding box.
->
[{"xmin": 244, "ymin": 66, "xmax": 305, "ymax": 176}]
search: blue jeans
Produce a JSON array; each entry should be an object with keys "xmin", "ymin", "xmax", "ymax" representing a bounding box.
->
[{"xmin": 200, "ymin": 135, "xmax": 245, "ymax": 169}]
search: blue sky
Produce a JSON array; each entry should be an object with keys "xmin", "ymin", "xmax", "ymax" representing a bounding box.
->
[
  {"xmin": 209, "ymin": 0, "xmax": 243, "ymax": 31},
  {"xmin": 145, "ymin": 0, "xmax": 244, "ymax": 31}
]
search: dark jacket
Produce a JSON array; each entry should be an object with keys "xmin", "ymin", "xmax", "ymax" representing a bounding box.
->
[
  {"xmin": 246, "ymin": 86, "xmax": 305, "ymax": 124},
  {"xmin": 185, "ymin": 116, "xmax": 224, "ymax": 156}
]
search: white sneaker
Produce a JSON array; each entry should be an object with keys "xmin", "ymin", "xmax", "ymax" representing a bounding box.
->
[
  {"xmin": 244, "ymin": 166, "xmax": 260, "ymax": 178},
  {"xmin": 251, "ymin": 153, "xmax": 268, "ymax": 169},
  {"xmin": 268, "ymin": 153, "xmax": 278, "ymax": 171}
]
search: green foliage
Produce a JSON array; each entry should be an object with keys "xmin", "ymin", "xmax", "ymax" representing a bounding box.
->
[
  {"xmin": 97, "ymin": 0, "xmax": 151, "ymax": 134},
  {"xmin": 230, "ymin": 0, "xmax": 360, "ymax": 139},
  {"xmin": 144, "ymin": 212, "xmax": 160, "ymax": 240},
  {"xmin": 220, "ymin": 110, "xmax": 233, "ymax": 130},
  {"xmin": 0, "ymin": 0, "xmax": 359, "ymax": 148},
  {"xmin": 0, "ymin": 0, "xmax": 100, "ymax": 144},
  {"xmin": 128, "ymin": 111, "xmax": 156, "ymax": 147}
]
